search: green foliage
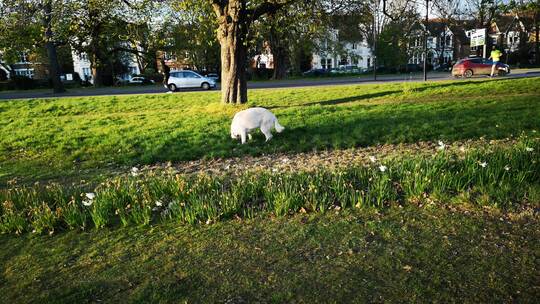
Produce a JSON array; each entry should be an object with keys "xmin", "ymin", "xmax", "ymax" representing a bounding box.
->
[{"xmin": 0, "ymin": 137, "xmax": 538, "ymax": 235}]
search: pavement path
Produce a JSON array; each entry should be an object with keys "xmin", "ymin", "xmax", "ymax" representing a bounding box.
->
[{"xmin": 1, "ymin": 69, "xmax": 539, "ymax": 100}]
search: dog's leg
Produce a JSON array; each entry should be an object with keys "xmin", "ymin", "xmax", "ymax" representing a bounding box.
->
[
  {"xmin": 261, "ymin": 126, "xmax": 273, "ymax": 142},
  {"xmin": 240, "ymin": 129, "xmax": 247, "ymax": 144}
]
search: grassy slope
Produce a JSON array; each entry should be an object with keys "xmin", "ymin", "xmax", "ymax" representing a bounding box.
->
[
  {"xmin": 1, "ymin": 206, "xmax": 538, "ymax": 303},
  {"xmin": 1, "ymin": 78, "xmax": 539, "ymax": 183}
]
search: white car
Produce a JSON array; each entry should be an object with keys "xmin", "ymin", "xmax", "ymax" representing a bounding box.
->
[{"xmin": 167, "ymin": 70, "xmax": 217, "ymax": 91}]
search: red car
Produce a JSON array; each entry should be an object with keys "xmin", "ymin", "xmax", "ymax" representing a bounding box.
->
[{"xmin": 452, "ymin": 57, "xmax": 510, "ymax": 78}]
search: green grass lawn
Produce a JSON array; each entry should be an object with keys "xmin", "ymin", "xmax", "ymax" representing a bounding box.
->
[
  {"xmin": 1, "ymin": 77, "xmax": 539, "ymax": 184},
  {"xmin": 1, "ymin": 206, "xmax": 538, "ymax": 303},
  {"xmin": 1, "ymin": 78, "xmax": 539, "ymax": 303}
]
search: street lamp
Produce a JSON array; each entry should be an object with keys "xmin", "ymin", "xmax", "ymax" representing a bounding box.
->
[{"xmin": 423, "ymin": 0, "xmax": 429, "ymax": 81}]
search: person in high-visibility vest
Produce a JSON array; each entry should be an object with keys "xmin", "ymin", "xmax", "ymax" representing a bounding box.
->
[{"xmin": 488, "ymin": 47, "xmax": 502, "ymax": 77}]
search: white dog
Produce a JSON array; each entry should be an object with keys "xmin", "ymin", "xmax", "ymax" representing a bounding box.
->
[{"xmin": 230, "ymin": 107, "xmax": 285, "ymax": 144}]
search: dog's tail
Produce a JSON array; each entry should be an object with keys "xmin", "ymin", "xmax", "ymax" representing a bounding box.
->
[{"xmin": 274, "ymin": 119, "xmax": 285, "ymax": 133}]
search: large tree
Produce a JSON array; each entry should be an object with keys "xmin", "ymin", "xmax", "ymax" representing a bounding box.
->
[
  {"xmin": 0, "ymin": 0, "xmax": 68, "ymax": 93},
  {"xmin": 205, "ymin": 0, "xmax": 296, "ymax": 104},
  {"xmin": 252, "ymin": 0, "xmax": 325, "ymax": 79},
  {"xmin": 210, "ymin": 1, "xmax": 295, "ymax": 103}
]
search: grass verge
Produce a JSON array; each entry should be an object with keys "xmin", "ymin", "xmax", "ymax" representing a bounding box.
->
[{"xmin": 1, "ymin": 136, "xmax": 537, "ymax": 235}]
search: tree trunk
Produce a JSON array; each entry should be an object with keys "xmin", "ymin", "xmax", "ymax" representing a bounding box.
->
[
  {"xmin": 269, "ymin": 26, "xmax": 288, "ymax": 79},
  {"xmin": 43, "ymin": 0, "xmax": 65, "ymax": 94},
  {"xmin": 219, "ymin": 34, "xmax": 248, "ymax": 104},
  {"xmin": 90, "ymin": 52, "xmax": 104, "ymax": 87},
  {"xmin": 160, "ymin": 57, "xmax": 170, "ymax": 87},
  {"xmin": 216, "ymin": 1, "xmax": 249, "ymax": 104},
  {"xmin": 272, "ymin": 46, "xmax": 288, "ymax": 79}
]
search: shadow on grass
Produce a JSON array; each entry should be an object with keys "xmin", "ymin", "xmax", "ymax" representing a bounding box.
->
[
  {"xmin": 147, "ymin": 93, "xmax": 537, "ymax": 164},
  {"xmin": 266, "ymin": 90, "xmax": 402, "ymax": 110},
  {"xmin": 266, "ymin": 78, "xmax": 514, "ymax": 110}
]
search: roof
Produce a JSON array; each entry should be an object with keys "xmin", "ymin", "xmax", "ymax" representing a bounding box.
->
[
  {"xmin": 491, "ymin": 14, "xmax": 532, "ymax": 34},
  {"xmin": 426, "ymin": 21, "xmax": 447, "ymax": 35}
]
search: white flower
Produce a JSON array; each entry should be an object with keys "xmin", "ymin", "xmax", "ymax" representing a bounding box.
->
[
  {"xmin": 82, "ymin": 200, "xmax": 93, "ymax": 206},
  {"xmin": 155, "ymin": 200, "xmax": 163, "ymax": 207},
  {"xmin": 525, "ymin": 147, "xmax": 534, "ymax": 152},
  {"xmin": 85, "ymin": 192, "xmax": 96, "ymax": 200},
  {"xmin": 459, "ymin": 146, "xmax": 466, "ymax": 152},
  {"xmin": 479, "ymin": 161, "xmax": 487, "ymax": 168},
  {"xmin": 437, "ymin": 140, "xmax": 446, "ymax": 150},
  {"xmin": 504, "ymin": 165, "xmax": 511, "ymax": 171},
  {"xmin": 379, "ymin": 165, "xmax": 387, "ymax": 172},
  {"xmin": 369, "ymin": 156, "xmax": 377, "ymax": 163},
  {"xmin": 131, "ymin": 167, "xmax": 139, "ymax": 176}
]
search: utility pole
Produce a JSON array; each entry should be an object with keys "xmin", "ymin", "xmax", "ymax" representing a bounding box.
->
[
  {"xmin": 423, "ymin": 0, "xmax": 428, "ymax": 81},
  {"xmin": 373, "ymin": 0, "xmax": 378, "ymax": 81}
]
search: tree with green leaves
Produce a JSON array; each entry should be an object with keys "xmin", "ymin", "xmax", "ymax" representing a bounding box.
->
[
  {"xmin": 0, "ymin": 0, "xmax": 68, "ymax": 93},
  {"xmin": 176, "ymin": 0, "xmax": 297, "ymax": 104},
  {"xmin": 251, "ymin": 0, "xmax": 325, "ymax": 79}
]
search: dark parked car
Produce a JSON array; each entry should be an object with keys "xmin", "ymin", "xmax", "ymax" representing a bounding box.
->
[
  {"xmin": 399, "ymin": 64, "xmax": 422, "ymax": 73},
  {"xmin": 452, "ymin": 57, "xmax": 510, "ymax": 78},
  {"xmin": 302, "ymin": 68, "xmax": 329, "ymax": 76},
  {"xmin": 434, "ymin": 63, "xmax": 452, "ymax": 72}
]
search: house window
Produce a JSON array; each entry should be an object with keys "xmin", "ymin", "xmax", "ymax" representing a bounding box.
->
[
  {"xmin": 82, "ymin": 67, "xmax": 91, "ymax": 78},
  {"xmin": 19, "ymin": 52, "xmax": 29, "ymax": 63},
  {"xmin": 320, "ymin": 58, "xmax": 326, "ymax": 69},
  {"xmin": 340, "ymin": 57, "xmax": 347, "ymax": 66},
  {"xmin": 15, "ymin": 68, "xmax": 34, "ymax": 78},
  {"xmin": 352, "ymin": 43, "xmax": 357, "ymax": 50},
  {"xmin": 80, "ymin": 53, "xmax": 89, "ymax": 61},
  {"xmin": 326, "ymin": 59, "xmax": 332, "ymax": 68}
]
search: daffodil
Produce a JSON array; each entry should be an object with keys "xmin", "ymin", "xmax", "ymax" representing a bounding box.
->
[{"xmin": 131, "ymin": 167, "xmax": 139, "ymax": 176}]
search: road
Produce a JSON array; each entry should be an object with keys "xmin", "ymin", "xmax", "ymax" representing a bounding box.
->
[{"xmin": 1, "ymin": 69, "xmax": 539, "ymax": 100}]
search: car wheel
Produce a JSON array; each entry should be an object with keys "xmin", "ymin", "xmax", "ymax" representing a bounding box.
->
[
  {"xmin": 498, "ymin": 70, "xmax": 506, "ymax": 77},
  {"xmin": 201, "ymin": 82, "xmax": 210, "ymax": 90},
  {"xmin": 168, "ymin": 83, "xmax": 177, "ymax": 92},
  {"xmin": 463, "ymin": 69, "xmax": 473, "ymax": 78}
]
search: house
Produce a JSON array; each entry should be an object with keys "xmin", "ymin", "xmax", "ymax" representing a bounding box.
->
[
  {"xmin": 311, "ymin": 28, "xmax": 373, "ymax": 70},
  {"xmin": 0, "ymin": 51, "xmax": 49, "ymax": 80},
  {"xmin": 252, "ymin": 41, "xmax": 274, "ymax": 69},
  {"xmin": 72, "ymin": 49, "xmax": 140, "ymax": 84},
  {"xmin": 487, "ymin": 13, "xmax": 537, "ymax": 63},
  {"xmin": 407, "ymin": 20, "xmax": 472, "ymax": 68}
]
